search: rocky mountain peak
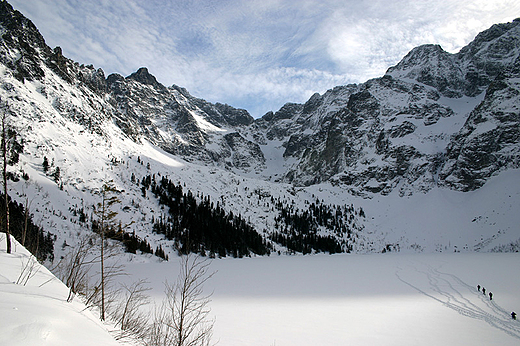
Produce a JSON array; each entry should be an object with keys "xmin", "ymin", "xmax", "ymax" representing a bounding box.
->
[
  {"xmin": 385, "ymin": 44, "xmax": 464, "ymax": 97},
  {"xmin": 0, "ymin": 0, "xmax": 50, "ymax": 81},
  {"xmin": 460, "ymin": 18, "xmax": 520, "ymax": 57},
  {"xmin": 386, "ymin": 19, "xmax": 520, "ymax": 99},
  {"xmin": 0, "ymin": 1, "xmax": 45, "ymax": 49},
  {"xmin": 1, "ymin": 2, "xmax": 519, "ymax": 196},
  {"xmin": 127, "ymin": 67, "xmax": 165, "ymax": 89}
]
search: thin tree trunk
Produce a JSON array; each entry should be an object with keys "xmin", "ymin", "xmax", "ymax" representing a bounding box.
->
[
  {"xmin": 101, "ymin": 230, "xmax": 105, "ymax": 320},
  {"xmin": 22, "ymin": 197, "xmax": 29, "ymax": 246},
  {"xmin": 2, "ymin": 115, "xmax": 11, "ymax": 254},
  {"xmin": 100, "ymin": 190, "xmax": 105, "ymax": 321},
  {"xmin": 101, "ymin": 192, "xmax": 105, "ymax": 321}
]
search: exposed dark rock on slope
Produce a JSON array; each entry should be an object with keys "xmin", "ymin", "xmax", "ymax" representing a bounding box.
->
[{"xmin": 1, "ymin": 0, "xmax": 519, "ymax": 195}]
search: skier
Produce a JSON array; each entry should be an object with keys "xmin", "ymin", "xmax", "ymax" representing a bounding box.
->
[
  {"xmin": 489, "ymin": 292, "xmax": 493, "ymax": 300},
  {"xmin": 482, "ymin": 287, "xmax": 486, "ymax": 295},
  {"xmin": 477, "ymin": 284, "xmax": 481, "ymax": 292},
  {"xmin": 512, "ymin": 312, "xmax": 517, "ymax": 320}
]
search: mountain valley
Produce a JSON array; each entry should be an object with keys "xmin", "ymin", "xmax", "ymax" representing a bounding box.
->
[{"xmin": 0, "ymin": 1, "xmax": 519, "ymax": 260}]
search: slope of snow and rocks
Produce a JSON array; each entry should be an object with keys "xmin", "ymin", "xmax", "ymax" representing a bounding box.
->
[
  {"xmin": 0, "ymin": 1, "xmax": 519, "ymax": 258},
  {"xmin": 1, "ymin": 1, "xmax": 520, "ymax": 345}
]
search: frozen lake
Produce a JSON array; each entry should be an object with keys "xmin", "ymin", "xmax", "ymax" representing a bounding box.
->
[{"xmin": 125, "ymin": 252, "xmax": 520, "ymax": 345}]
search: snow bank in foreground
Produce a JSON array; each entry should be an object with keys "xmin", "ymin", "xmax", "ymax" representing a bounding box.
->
[{"xmin": 0, "ymin": 234, "xmax": 119, "ymax": 346}]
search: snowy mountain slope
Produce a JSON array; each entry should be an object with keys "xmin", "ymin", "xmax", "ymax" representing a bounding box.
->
[
  {"xmin": 0, "ymin": 235, "xmax": 120, "ymax": 346},
  {"xmin": 0, "ymin": 0, "xmax": 518, "ymax": 261},
  {"xmin": 4, "ymin": 0, "xmax": 519, "ymax": 196},
  {"xmin": 4, "ymin": 55, "xmax": 516, "ymax": 258}
]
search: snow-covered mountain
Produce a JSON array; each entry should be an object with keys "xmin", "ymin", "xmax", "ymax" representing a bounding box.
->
[{"xmin": 0, "ymin": 0, "xmax": 519, "ymax": 258}]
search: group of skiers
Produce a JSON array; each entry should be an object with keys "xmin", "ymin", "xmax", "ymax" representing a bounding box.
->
[
  {"xmin": 477, "ymin": 284, "xmax": 516, "ymax": 320},
  {"xmin": 477, "ymin": 284, "xmax": 493, "ymax": 300}
]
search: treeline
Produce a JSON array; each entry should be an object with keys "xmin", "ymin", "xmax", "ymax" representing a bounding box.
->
[
  {"xmin": 145, "ymin": 175, "xmax": 271, "ymax": 258},
  {"xmin": 1, "ymin": 193, "xmax": 55, "ymax": 262},
  {"xmin": 270, "ymin": 197, "xmax": 364, "ymax": 254},
  {"xmin": 72, "ymin": 206, "xmax": 168, "ymax": 261}
]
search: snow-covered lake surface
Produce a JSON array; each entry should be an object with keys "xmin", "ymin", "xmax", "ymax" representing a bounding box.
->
[
  {"xmin": 2, "ymin": 234, "xmax": 520, "ymax": 345},
  {"xmin": 124, "ymin": 252, "xmax": 520, "ymax": 346}
]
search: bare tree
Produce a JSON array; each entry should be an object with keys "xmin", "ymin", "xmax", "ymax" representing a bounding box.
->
[
  {"xmin": 94, "ymin": 180, "xmax": 122, "ymax": 321},
  {"xmin": 87, "ymin": 257, "xmax": 126, "ymax": 314},
  {"xmin": 55, "ymin": 234, "xmax": 97, "ymax": 302},
  {"xmin": 112, "ymin": 279, "xmax": 152, "ymax": 341},
  {"xmin": 0, "ymin": 101, "xmax": 22, "ymax": 254},
  {"xmin": 150, "ymin": 254, "xmax": 215, "ymax": 346},
  {"xmin": 1, "ymin": 106, "xmax": 10, "ymax": 254},
  {"xmin": 21, "ymin": 194, "xmax": 32, "ymax": 247},
  {"xmin": 56, "ymin": 232, "xmax": 124, "ymax": 306},
  {"xmin": 16, "ymin": 253, "xmax": 40, "ymax": 286}
]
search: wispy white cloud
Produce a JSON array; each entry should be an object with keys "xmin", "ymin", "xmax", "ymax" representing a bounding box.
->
[
  {"xmin": 8, "ymin": 0, "xmax": 520, "ymax": 117},
  {"xmin": 188, "ymin": 66, "xmax": 351, "ymax": 116}
]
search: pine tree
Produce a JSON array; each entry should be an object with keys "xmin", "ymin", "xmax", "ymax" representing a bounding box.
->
[
  {"xmin": 42, "ymin": 156, "xmax": 49, "ymax": 173},
  {"xmin": 53, "ymin": 166, "xmax": 61, "ymax": 184}
]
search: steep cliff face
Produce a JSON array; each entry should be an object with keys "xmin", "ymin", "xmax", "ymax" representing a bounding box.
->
[
  {"xmin": 259, "ymin": 19, "xmax": 520, "ymax": 194},
  {"xmin": 269, "ymin": 75, "xmax": 460, "ymax": 194},
  {"xmin": 1, "ymin": 0, "xmax": 519, "ymax": 195},
  {"xmin": 440, "ymin": 75, "xmax": 520, "ymax": 191}
]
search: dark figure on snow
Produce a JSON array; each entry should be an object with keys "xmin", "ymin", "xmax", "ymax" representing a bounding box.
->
[
  {"xmin": 489, "ymin": 292, "xmax": 493, "ymax": 300},
  {"xmin": 477, "ymin": 285, "xmax": 481, "ymax": 291},
  {"xmin": 512, "ymin": 312, "xmax": 517, "ymax": 320},
  {"xmin": 482, "ymin": 287, "xmax": 486, "ymax": 295}
]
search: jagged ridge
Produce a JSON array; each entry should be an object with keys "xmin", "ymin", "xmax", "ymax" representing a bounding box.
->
[
  {"xmin": 2, "ymin": 0, "xmax": 519, "ymax": 195},
  {"xmin": 1, "ymin": 1, "xmax": 520, "ymax": 258}
]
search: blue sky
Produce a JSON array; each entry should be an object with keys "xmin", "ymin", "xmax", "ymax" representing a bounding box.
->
[{"xmin": 9, "ymin": 0, "xmax": 520, "ymax": 117}]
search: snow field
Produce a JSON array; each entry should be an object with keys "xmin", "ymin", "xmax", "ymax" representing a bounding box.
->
[
  {"xmin": 2, "ymin": 214, "xmax": 520, "ymax": 345},
  {"xmin": 121, "ymin": 252, "xmax": 520, "ymax": 346},
  {"xmin": 0, "ymin": 235, "xmax": 120, "ymax": 346}
]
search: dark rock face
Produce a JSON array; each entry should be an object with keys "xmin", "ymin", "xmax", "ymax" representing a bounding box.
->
[
  {"xmin": 0, "ymin": 1, "xmax": 48, "ymax": 81},
  {"xmin": 440, "ymin": 76, "xmax": 520, "ymax": 191},
  {"xmin": 389, "ymin": 121, "xmax": 416, "ymax": 138},
  {"xmin": 224, "ymin": 132, "xmax": 266, "ymax": 170},
  {"xmin": 1, "ymin": 2, "xmax": 519, "ymax": 194},
  {"xmin": 78, "ymin": 65, "xmax": 107, "ymax": 94}
]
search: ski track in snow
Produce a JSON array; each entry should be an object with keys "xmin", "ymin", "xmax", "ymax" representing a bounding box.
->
[{"xmin": 396, "ymin": 263, "xmax": 520, "ymax": 340}]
